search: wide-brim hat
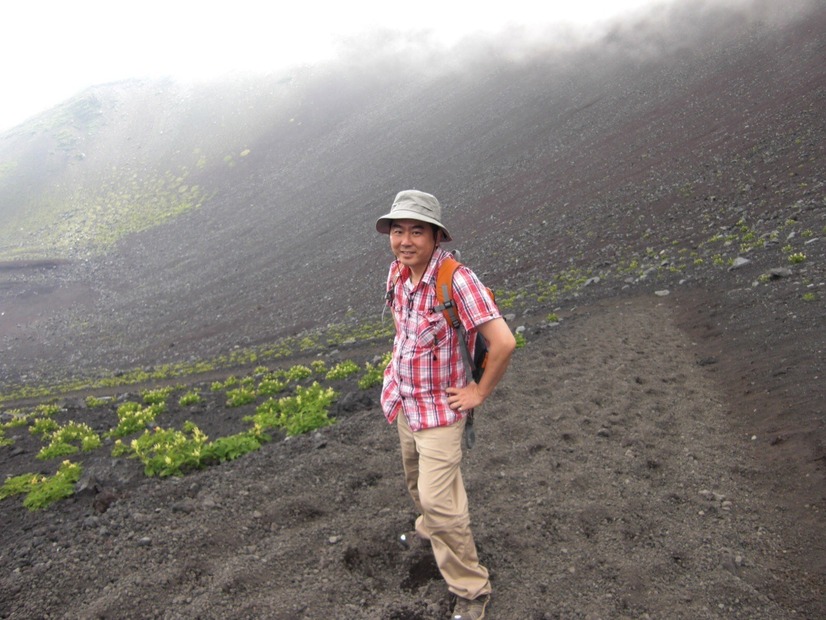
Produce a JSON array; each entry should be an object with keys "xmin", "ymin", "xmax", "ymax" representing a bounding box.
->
[{"xmin": 375, "ymin": 190, "xmax": 452, "ymax": 242}]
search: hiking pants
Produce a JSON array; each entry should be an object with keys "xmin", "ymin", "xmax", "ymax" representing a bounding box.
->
[{"xmin": 397, "ymin": 412, "xmax": 491, "ymax": 600}]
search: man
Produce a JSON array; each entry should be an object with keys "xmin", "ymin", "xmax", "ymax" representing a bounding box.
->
[{"xmin": 376, "ymin": 190, "xmax": 515, "ymax": 620}]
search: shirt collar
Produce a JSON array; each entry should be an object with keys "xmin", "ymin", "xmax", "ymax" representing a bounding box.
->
[
  {"xmin": 421, "ymin": 248, "xmax": 450, "ymax": 288},
  {"xmin": 394, "ymin": 248, "xmax": 449, "ymax": 289}
]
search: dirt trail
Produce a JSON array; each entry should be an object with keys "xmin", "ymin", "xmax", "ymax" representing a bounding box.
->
[{"xmin": 1, "ymin": 295, "xmax": 823, "ymax": 619}]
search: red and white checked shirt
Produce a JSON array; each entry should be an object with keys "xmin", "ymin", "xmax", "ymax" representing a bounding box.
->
[{"xmin": 381, "ymin": 249, "xmax": 500, "ymax": 431}]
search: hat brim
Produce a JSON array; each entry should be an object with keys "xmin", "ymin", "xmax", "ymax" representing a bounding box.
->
[{"xmin": 375, "ymin": 210, "xmax": 452, "ymax": 242}]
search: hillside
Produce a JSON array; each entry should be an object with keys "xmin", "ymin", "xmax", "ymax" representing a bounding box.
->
[{"xmin": 0, "ymin": 0, "xmax": 824, "ymax": 617}]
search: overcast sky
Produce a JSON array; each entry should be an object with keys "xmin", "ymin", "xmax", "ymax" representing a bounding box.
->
[{"xmin": 1, "ymin": 0, "xmax": 751, "ymax": 132}]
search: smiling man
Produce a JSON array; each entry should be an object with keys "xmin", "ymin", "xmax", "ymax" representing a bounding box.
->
[{"xmin": 376, "ymin": 190, "xmax": 515, "ymax": 619}]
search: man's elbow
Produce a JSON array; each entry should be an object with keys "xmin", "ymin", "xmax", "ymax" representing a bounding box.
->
[{"xmin": 493, "ymin": 330, "xmax": 516, "ymax": 358}]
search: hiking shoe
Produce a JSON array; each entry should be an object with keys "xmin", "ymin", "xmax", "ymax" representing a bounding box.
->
[{"xmin": 452, "ymin": 594, "xmax": 490, "ymax": 619}]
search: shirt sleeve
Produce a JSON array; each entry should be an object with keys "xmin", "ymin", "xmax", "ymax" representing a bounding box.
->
[{"xmin": 451, "ymin": 266, "xmax": 500, "ymax": 332}]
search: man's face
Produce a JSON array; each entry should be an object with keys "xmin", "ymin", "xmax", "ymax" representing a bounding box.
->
[{"xmin": 389, "ymin": 219, "xmax": 437, "ymax": 273}]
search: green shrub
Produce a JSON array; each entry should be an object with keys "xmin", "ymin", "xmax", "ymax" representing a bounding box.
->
[
  {"xmin": 0, "ymin": 461, "xmax": 82, "ymax": 510},
  {"xmin": 109, "ymin": 401, "xmax": 165, "ymax": 438},
  {"xmin": 245, "ymin": 382, "xmax": 336, "ymax": 437},
  {"xmin": 226, "ymin": 387, "xmax": 257, "ymax": 408},
  {"xmin": 0, "ymin": 472, "xmax": 36, "ymax": 500},
  {"xmin": 30, "ymin": 417, "xmax": 60, "ymax": 437},
  {"xmin": 203, "ymin": 433, "xmax": 262, "ymax": 463},
  {"xmin": 85, "ymin": 395, "xmax": 110, "ymax": 408},
  {"xmin": 178, "ymin": 391, "xmax": 202, "ymax": 406},
  {"xmin": 358, "ymin": 353, "xmax": 391, "ymax": 390},
  {"xmin": 128, "ymin": 422, "xmax": 209, "ymax": 477},
  {"xmin": 36, "ymin": 422, "xmax": 101, "ymax": 460},
  {"xmin": 23, "ymin": 461, "xmax": 82, "ymax": 510},
  {"xmin": 142, "ymin": 386, "xmax": 173, "ymax": 405},
  {"xmin": 285, "ymin": 365, "xmax": 313, "ymax": 382},
  {"xmin": 277, "ymin": 383, "xmax": 337, "ymax": 436},
  {"xmin": 326, "ymin": 360, "xmax": 360, "ymax": 381},
  {"xmin": 1, "ymin": 409, "xmax": 28, "ymax": 428},
  {"xmin": 257, "ymin": 376, "xmax": 287, "ymax": 397},
  {"xmin": 35, "ymin": 403, "xmax": 61, "ymax": 416}
]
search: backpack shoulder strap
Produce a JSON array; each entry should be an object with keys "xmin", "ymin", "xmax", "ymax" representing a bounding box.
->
[
  {"xmin": 432, "ymin": 255, "xmax": 477, "ymax": 382},
  {"xmin": 433, "ymin": 255, "xmax": 462, "ymax": 329}
]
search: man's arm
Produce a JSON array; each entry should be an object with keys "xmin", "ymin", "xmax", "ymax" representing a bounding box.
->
[{"xmin": 446, "ymin": 317, "xmax": 515, "ymax": 412}]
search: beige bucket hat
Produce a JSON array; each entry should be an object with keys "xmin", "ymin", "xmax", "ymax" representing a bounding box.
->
[{"xmin": 375, "ymin": 190, "xmax": 452, "ymax": 242}]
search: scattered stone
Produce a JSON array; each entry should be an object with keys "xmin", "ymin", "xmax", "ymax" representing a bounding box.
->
[
  {"xmin": 729, "ymin": 257, "xmax": 751, "ymax": 270},
  {"xmin": 655, "ymin": 289, "xmax": 670, "ymax": 297},
  {"xmin": 768, "ymin": 267, "xmax": 793, "ymax": 279}
]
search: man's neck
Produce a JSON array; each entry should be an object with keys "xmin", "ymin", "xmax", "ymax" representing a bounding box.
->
[{"xmin": 408, "ymin": 248, "xmax": 439, "ymax": 285}]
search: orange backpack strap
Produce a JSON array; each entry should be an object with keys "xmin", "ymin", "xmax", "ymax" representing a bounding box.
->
[
  {"xmin": 433, "ymin": 256, "xmax": 462, "ymax": 329},
  {"xmin": 432, "ymin": 255, "xmax": 477, "ymax": 383}
]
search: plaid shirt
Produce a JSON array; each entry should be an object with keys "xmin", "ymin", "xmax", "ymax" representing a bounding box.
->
[{"xmin": 381, "ymin": 249, "xmax": 500, "ymax": 431}]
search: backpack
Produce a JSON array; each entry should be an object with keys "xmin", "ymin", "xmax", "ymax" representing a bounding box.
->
[
  {"xmin": 431, "ymin": 250, "xmax": 498, "ymax": 450},
  {"xmin": 430, "ymin": 250, "xmax": 495, "ymax": 384}
]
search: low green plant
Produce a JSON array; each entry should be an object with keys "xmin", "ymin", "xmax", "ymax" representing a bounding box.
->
[
  {"xmin": 0, "ymin": 472, "xmax": 36, "ymax": 500},
  {"xmin": 108, "ymin": 401, "xmax": 165, "ymax": 438},
  {"xmin": 202, "ymin": 432, "xmax": 262, "ymax": 463},
  {"xmin": 212, "ymin": 376, "xmax": 238, "ymax": 391},
  {"xmin": 0, "ymin": 427, "xmax": 11, "ymax": 447},
  {"xmin": 285, "ymin": 364, "xmax": 312, "ymax": 382},
  {"xmin": 358, "ymin": 354, "xmax": 391, "ymax": 390},
  {"xmin": 36, "ymin": 422, "xmax": 101, "ymax": 460},
  {"xmin": 279, "ymin": 383, "xmax": 337, "ymax": 436},
  {"xmin": 29, "ymin": 417, "xmax": 60, "ymax": 437},
  {"xmin": 23, "ymin": 461, "xmax": 82, "ymax": 510},
  {"xmin": 546, "ymin": 312, "xmax": 560, "ymax": 323},
  {"xmin": 311, "ymin": 360, "xmax": 327, "ymax": 375},
  {"xmin": 85, "ymin": 395, "xmax": 110, "ymax": 408},
  {"xmin": 226, "ymin": 386, "xmax": 257, "ymax": 408},
  {"xmin": 802, "ymin": 292, "xmax": 817, "ymax": 302},
  {"xmin": 178, "ymin": 391, "xmax": 202, "ymax": 406},
  {"xmin": 257, "ymin": 376, "xmax": 287, "ymax": 397},
  {"xmin": 1, "ymin": 409, "xmax": 28, "ymax": 428},
  {"xmin": 1, "ymin": 461, "xmax": 83, "ymax": 510},
  {"xmin": 35, "ymin": 403, "xmax": 61, "ymax": 416},
  {"xmin": 123, "ymin": 422, "xmax": 209, "ymax": 477},
  {"xmin": 788, "ymin": 252, "xmax": 806, "ymax": 264},
  {"xmin": 515, "ymin": 332, "xmax": 526, "ymax": 349},
  {"xmin": 299, "ymin": 336, "xmax": 318, "ymax": 351},
  {"xmin": 326, "ymin": 360, "xmax": 360, "ymax": 381},
  {"xmin": 246, "ymin": 382, "xmax": 337, "ymax": 437},
  {"xmin": 142, "ymin": 386, "xmax": 174, "ymax": 405}
]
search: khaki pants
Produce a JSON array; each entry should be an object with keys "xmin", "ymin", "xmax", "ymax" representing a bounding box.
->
[{"xmin": 397, "ymin": 413, "xmax": 491, "ymax": 600}]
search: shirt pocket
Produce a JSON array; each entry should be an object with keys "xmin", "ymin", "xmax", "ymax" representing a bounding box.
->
[{"xmin": 415, "ymin": 311, "xmax": 450, "ymax": 354}]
